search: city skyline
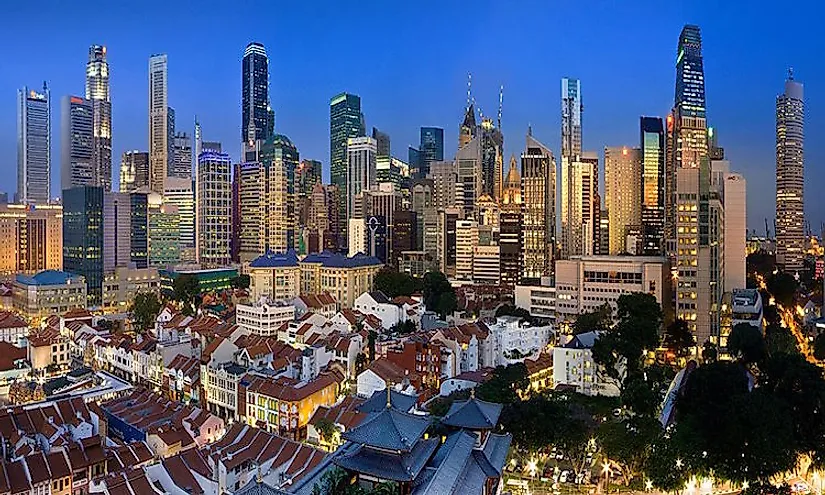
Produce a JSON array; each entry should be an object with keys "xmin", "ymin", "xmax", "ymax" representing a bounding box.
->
[{"xmin": 0, "ymin": 1, "xmax": 821, "ymax": 231}]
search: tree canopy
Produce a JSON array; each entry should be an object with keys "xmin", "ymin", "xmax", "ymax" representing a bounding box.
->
[
  {"xmin": 372, "ymin": 269, "xmax": 423, "ymax": 299},
  {"xmin": 573, "ymin": 304, "xmax": 612, "ymax": 335},
  {"xmin": 422, "ymin": 271, "xmax": 457, "ymax": 318},
  {"xmin": 662, "ymin": 318, "xmax": 695, "ymax": 358},
  {"xmin": 767, "ymin": 271, "xmax": 798, "ymax": 308},
  {"xmin": 727, "ymin": 323, "xmax": 767, "ymax": 364},
  {"xmin": 130, "ymin": 292, "xmax": 162, "ymax": 331},
  {"xmin": 172, "ymin": 274, "xmax": 201, "ymax": 316}
]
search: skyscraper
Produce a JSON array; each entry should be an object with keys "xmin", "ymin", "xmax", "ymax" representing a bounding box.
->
[
  {"xmin": 103, "ymin": 192, "xmax": 148, "ymax": 270},
  {"xmin": 163, "ymin": 176, "xmax": 195, "ymax": 262},
  {"xmin": 196, "ymin": 151, "xmax": 231, "ymax": 267},
  {"xmin": 148, "ymin": 54, "xmax": 169, "ymax": 194},
  {"xmin": 372, "ymin": 127, "xmax": 390, "ymax": 159},
  {"xmin": 561, "ymin": 78, "xmax": 582, "ymax": 159},
  {"xmin": 0, "ymin": 203, "xmax": 63, "ymax": 276},
  {"xmin": 63, "ymin": 185, "xmax": 104, "ymax": 306},
  {"xmin": 346, "ymin": 136, "xmax": 377, "ymax": 223},
  {"xmin": 17, "ymin": 83, "xmax": 51, "ymax": 204},
  {"xmin": 456, "ymin": 136, "xmax": 481, "ymax": 217},
  {"xmin": 604, "ymin": 146, "xmax": 642, "ymax": 254},
  {"xmin": 86, "ymin": 45, "xmax": 112, "ymax": 191},
  {"xmin": 330, "ymin": 93, "xmax": 365, "ymax": 244},
  {"xmin": 559, "ymin": 77, "xmax": 584, "ymax": 259},
  {"xmin": 479, "ymin": 119, "xmax": 504, "ymax": 199},
  {"xmin": 171, "ymin": 132, "xmax": 192, "ymax": 179},
  {"xmin": 459, "ymin": 75, "xmax": 477, "ymax": 150},
  {"xmin": 775, "ymin": 71, "xmax": 805, "ymax": 274},
  {"xmin": 419, "ymin": 127, "xmax": 444, "ymax": 178},
  {"xmin": 60, "ymin": 96, "xmax": 94, "ymax": 191},
  {"xmin": 640, "ymin": 117, "xmax": 665, "ymax": 255},
  {"xmin": 120, "ymin": 151, "xmax": 150, "ymax": 192},
  {"xmin": 500, "ymin": 156, "xmax": 522, "ymax": 287},
  {"xmin": 521, "ymin": 130, "xmax": 555, "ymax": 282},
  {"xmin": 242, "ymin": 42, "xmax": 270, "ymax": 158}
]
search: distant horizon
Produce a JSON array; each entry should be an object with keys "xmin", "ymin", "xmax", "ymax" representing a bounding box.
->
[{"xmin": 1, "ymin": 0, "xmax": 822, "ymax": 232}]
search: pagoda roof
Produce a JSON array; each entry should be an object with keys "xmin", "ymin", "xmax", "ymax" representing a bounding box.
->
[
  {"xmin": 334, "ymin": 437, "xmax": 439, "ymax": 482},
  {"xmin": 441, "ymin": 397, "xmax": 502, "ymax": 430},
  {"xmin": 341, "ymin": 406, "xmax": 430, "ymax": 452}
]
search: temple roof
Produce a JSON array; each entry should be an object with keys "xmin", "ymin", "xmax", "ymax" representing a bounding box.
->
[
  {"xmin": 334, "ymin": 437, "xmax": 440, "ymax": 482},
  {"xmin": 341, "ymin": 406, "xmax": 430, "ymax": 452},
  {"xmin": 441, "ymin": 397, "xmax": 502, "ymax": 430},
  {"xmin": 357, "ymin": 389, "xmax": 417, "ymax": 414}
]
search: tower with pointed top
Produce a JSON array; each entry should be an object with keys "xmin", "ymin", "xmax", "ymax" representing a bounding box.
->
[
  {"xmin": 86, "ymin": 45, "xmax": 112, "ymax": 191},
  {"xmin": 459, "ymin": 73, "xmax": 477, "ymax": 150},
  {"xmin": 775, "ymin": 69, "xmax": 805, "ymax": 274},
  {"xmin": 242, "ymin": 42, "xmax": 270, "ymax": 161}
]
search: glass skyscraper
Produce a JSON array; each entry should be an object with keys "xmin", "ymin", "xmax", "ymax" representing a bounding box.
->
[
  {"xmin": 60, "ymin": 95, "xmax": 94, "ymax": 191},
  {"xmin": 330, "ymin": 93, "xmax": 365, "ymax": 242},
  {"xmin": 640, "ymin": 116, "xmax": 665, "ymax": 255},
  {"xmin": 63, "ymin": 185, "xmax": 104, "ymax": 306},
  {"xmin": 775, "ymin": 72, "xmax": 805, "ymax": 274},
  {"xmin": 86, "ymin": 45, "xmax": 112, "ymax": 191},
  {"xmin": 419, "ymin": 127, "xmax": 444, "ymax": 178},
  {"xmin": 242, "ymin": 42, "xmax": 270, "ymax": 145},
  {"xmin": 17, "ymin": 83, "xmax": 51, "ymax": 204}
]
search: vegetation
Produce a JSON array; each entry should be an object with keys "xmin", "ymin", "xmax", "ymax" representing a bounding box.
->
[
  {"xmin": 130, "ymin": 292, "xmax": 162, "ymax": 331},
  {"xmin": 315, "ymin": 417, "xmax": 338, "ymax": 446},
  {"xmin": 573, "ymin": 303, "xmax": 612, "ymax": 334},
  {"xmin": 422, "ymin": 271, "xmax": 457, "ymax": 319},
  {"xmin": 372, "ymin": 269, "xmax": 422, "ymax": 298},
  {"xmin": 767, "ymin": 271, "xmax": 798, "ymax": 308},
  {"xmin": 231, "ymin": 274, "xmax": 250, "ymax": 290},
  {"xmin": 172, "ymin": 274, "xmax": 201, "ymax": 316},
  {"xmin": 662, "ymin": 318, "xmax": 695, "ymax": 358},
  {"xmin": 312, "ymin": 467, "xmax": 399, "ymax": 495},
  {"xmin": 389, "ymin": 320, "xmax": 416, "ymax": 335}
]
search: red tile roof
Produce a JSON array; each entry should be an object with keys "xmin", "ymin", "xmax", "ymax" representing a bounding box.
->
[
  {"xmin": 0, "ymin": 312, "xmax": 27, "ymax": 330},
  {"xmin": 244, "ymin": 368, "xmax": 342, "ymax": 403}
]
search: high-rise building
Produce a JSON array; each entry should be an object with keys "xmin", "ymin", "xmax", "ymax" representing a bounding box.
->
[
  {"xmin": 391, "ymin": 210, "xmax": 417, "ymax": 268},
  {"xmin": 458, "ymin": 100, "xmax": 477, "ymax": 150},
  {"xmin": 346, "ymin": 137, "xmax": 377, "ymax": 223},
  {"xmin": 0, "ymin": 203, "xmax": 63, "ymax": 276},
  {"xmin": 148, "ymin": 54, "xmax": 169, "ymax": 194},
  {"xmin": 376, "ymin": 157, "xmax": 402, "ymax": 190},
  {"xmin": 456, "ymin": 136, "xmax": 481, "ymax": 217},
  {"xmin": 371, "ymin": 127, "xmax": 390, "ymax": 159},
  {"xmin": 330, "ymin": 93, "xmax": 364, "ymax": 242},
  {"xmin": 196, "ymin": 151, "xmax": 231, "ymax": 267},
  {"xmin": 171, "ymin": 132, "xmax": 192, "ymax": 179},
  {"xmin": 640, "ymin": 117, "xmax": 665, "ymax": 255},
  {"xmin": 63, "ymin": 185, "xmax": 104, "ymax": 306},
  {"xmin": 120, "ymin": 151, "xmax": 150, "ymax": 192},
  {"xmin": 148, "ymin": 192, "xmax": 180, "ymax": 266},
  {"xmin": 164, "ymin": 177, "xmax": 195, "ymax": 262},
  {"xmin": 438, "ymin": 208, "xmax": 461, "ymax": 277},
  {"xmin": 60, "ymin": 96, "xmax": 94, "ymax": 191},
  {"xmin": 561, "ymin": 78, "xmax": 582, "ymax": 160},
  {"xmin": 86, "ymin": 45, "xmax": 112, "ymax": 191},
  {"xmin": 479, "ymin": 119, "xmax": 504, "ymax": 200},
  {"xmin": 411, "ymin": 179, "xmax": 437, "ymax": 264},
  {"xmin": 17, "ymin": 83, "xmax": 51, "ymax": 204},
  {"xmin": 104, "ymin": 192, "xmax": 148, "ymax": 270},
  {"xmin": 419, "ymin": 127, "xmax": 444, "ymax": 178},
  {"xmin": 669, "ymin": 25, "xmax": 715, "ymax": 343},
  {"xmin": 500, "ymin": 157, "xmax": 522, "ymax": 287},
  {"xmin": 560, "ymin": 156, "xmax": 598, "ymax": 259},
  {"xmin": 605, "ymin": 146, "xmax": 642, "ymax": 255},
  {"xmin": 296, "ymin": 159, "xmax": 322, "ymax": 198},
  {"xmin": 408, "ymin": 146, "xmax": 422, "ymax": 179},
  {"xmin": 306, "ymin": 183, "xmax": 331, "ymax": 254},
  {"xmin": 238, "ymin": 135, "xmax": 299, "ymax": 261},
  {"xmin": 581, "ymin": 152, "xmax": 601, "ymax": 256},
  {"xmin": 521, "ymin": 131, "xmax": 555, "ymax": 282},
  {"xmin": 712, "ymin": 160, "xmax": 747, "ymax": 291},
  {"xmin": 455, "ymin": 220, "xmax": 478, "ymax": 281},
  {"xmin": 242, "ymin": 42, "xmax": 270, "ymax": 144},
  {"xmin": 775, "ymin": 71, "xmax": 805, "ymax": 274}
]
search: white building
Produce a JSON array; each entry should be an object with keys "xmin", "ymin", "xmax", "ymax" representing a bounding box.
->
[
  {"xmin": 514, "ymin": 283, "xmax": 556, "ymax": 321},
  {"xmin": 455, "ymin": 220, "xmax": 478, "ymax": 281},
  {"xmin": 552, "ymin": 331, "xmax": 619, "ymax": 397},
  {"xmin": 352, "ymin": 291, "xmax": 403, "ymax": 330},
  {"xmin": 0, "ymin": 311, "xmax": 28, "ymax": 344},
  {"xmin": 148, "ymin": 54, "xmax": 168, "ymax": 194},
  {"xmin": 555, "ymin": 255, "xmax": 669, "ymax": 323},
  {"xmin": 348, "ymin": 218, "xmax": 366, "ymax": 255},
  {"xmin": 731, "ymin": 289, "xmax": 763, "ymax": 329},
  {"xmin": 236, "ymin": 297, "xmax": 296, "ymax": 337},
  {"xmin": 487, "ymin": 316, "xmax": 553, "ymax": 367},
  {"xmin": 196, "ymin": 151, "xmax": 231, "ymax": 267},
  {"xmin": 712, "ymin": 160, "xmax": 747, "ymax": 292},
  {"xmin": 346, "ymin": 137, "xmax": 377, "ymax": 222},
  {"xmin": 472, "ymin": 245, "xmax": 500, "ymax": 284}
]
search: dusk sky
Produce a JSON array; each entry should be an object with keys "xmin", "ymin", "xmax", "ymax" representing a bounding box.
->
[{"xmin": 1, "ymin": 0, "xmax": 822, "ymax": 232}]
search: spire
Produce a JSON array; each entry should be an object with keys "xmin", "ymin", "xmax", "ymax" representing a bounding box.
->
[
  {"xmin": 498, "ymin": 84, "xmax": 503, "ymax": 130},
  {"xmin": 527, "ymin": 124, "xmax": 533, "ymax": 137},
  {"xmin": 466, "ymin": 72, "xmax": 472, "ymax": 110},
  {"xmin": 788, "ymin": 67, "xmax": 795, "ymax": 81},
  {"xmin": 386, "ymin": 383, "xmax": 392, "ymax": 408},
  {"xmin": 255, "ymin": 462, "xmax": 262, "ymax": 483}
]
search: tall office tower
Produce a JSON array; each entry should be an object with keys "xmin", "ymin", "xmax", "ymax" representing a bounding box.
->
[
  {"xmin": 164, "ymin": 177, "xmax": 195, "ymax": 262},
  {"xmin": 455, "ymin": 220, "xmax": 479, "ymax": 281},
  {"xmin": 708, "ymin": 127, "xmax": 725, "ymax": 161},
  {"xmin": 438, "ymin": 208, "xmax": 461, "ymax": 277},
  {"xmin": 120, "ymin": 151, "xmax": 149, "ymax": 192},
  {"xmin": 391, "ymin": 210, "xmax": 417, "ymax": 267},
  {"xmin": 411, "ymin": 179, "xmax": 437, "ymax": 262},
  {"xmin": 408, "ymin": 146, "xmax": 422, "ymax": 178},
  {"xmin": 325, "ymin": 184, "xmax": 342, "ymax": 251},
  {"xmin": 581, "ymin": 152, "xmax": 601, "ymax": 255},
  {"xmin": 86, "ymin": 45, "xmax": 112, "ymax": 191},
  {"xmin": 560, "ymin": 156, "xmax": 598, "ymax": 259},
  {"xmin": 167, "ymin": 108, "xmax": 176, "ymax": 175},
  {"xmin": 0, "ymin": 203, "xmax": 63, "ymax": 276},
  {"xmin": 296, "ymin": 159, "xmax": 322, "ymax": 229},
  {"xmin": 238, "ymin": 135, "xmax": 299, "ymax": 260},
  {"xmin": 371, "ymin": 127, "xmax": 390, "ymax": 159},
  {"xmin": 500, "ymin": 157, "xmax": 522, "ymax": 287},
  {"xmin": 148, "ymin": 54, "xmax": 169, "ymax": 194},
  {"xmin": 305, "ymin": 183, "xmax": 329, "ymax": 253},
  {"xmin": 456, "ymin": 136, "xmax": 482, "ymax": 217},
  {"xmin": 170, "ymin": 132, "xmax": 192, "ymax": 179},
  {"xmin": 148, "ymin": 194, "xmax": 180, "ymax": 266},
  {"xmin": 419, "ymin": 127, "xmax": 444, "ymax": 178},
  {"xmin": 640, "ymin": 117, "xmax": 666, "ymax": 255},
  {"xmin": 376, "ymin": 157, "xmax": 402, "ymax": 189},
  {"xmin": 479, "ymin": 119, "xmax": 504, "ymax": 200},
  {"xmin": 429, "ymin": 161, "xmax": 457, "ymax": 213},
  {"xmin": 103, "ymin": 192, "xmax": 148, "ymax": 270},
  {"xmin": 521, "ymin": 131, "xmax": 556, "ymax": 281},
  {"xmin": 559, "ymin": 77, "xmax": 584, "ymax": 259},
  {"xmin": 561, "ymin": 78, "xmax": 582, "ymax": 159},
  {"xmin": 242, "ymin": 42, "xmax": 270, "ymax": 159},
  {"xmin": 458, "ymin": 93, "xmax": 477, "ymax": 150},
  {"xmin": 60, "ymin": 96, "xmax": 94, "ymax": 191},
  {"xmin": 63, "ymin": 186, "xmax": 104, "ymax": 306},
  {"xmin": 712, "ymin": 160, "xmax": 747, "ymax": 291},
  {"xmin": 667, "ymin": 25, "xmax": 713, "ymax": 341},
  {"xmin": 775, "ymin": 71, "xmax": 805, "ymax": 274},
  {"xmin": 230, "ymin": 162, "xmax": 242, "ymax": 263},
  {"xmin": 196, "ymin": 151, "xmax": 231, "ymax": 267},
  {"xmin": 194, "ymin": 117, "xmax": 202, "ymax": 172},
  {"xmin": 17, "ymin": 83, "xmax": 51, "ymax": 204},
  {"xmin": 346, "ymin": 137, "xmax": 377, "ymax": 223},
  {"xmin": 330, "ymin": 93, "xmax": 365, "ymax": 243},
  {"xmin": 605, "ymin": 146, "xmax": 642, "ymax": 254}
]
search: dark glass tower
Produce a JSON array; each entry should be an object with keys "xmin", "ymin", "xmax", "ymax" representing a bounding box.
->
[
  {"xmin": 675, "ymin": 25, "xmax": 706, "ymax": 119},
  {"xmin": 419, "ymin": 127, "xmax": 444, "ymax": 178},
  {"xmin": 330, "ymin": 93, "xmax": 364, "ymax": 244},
  {"xmin": 63, "ymin": 185, "xmax": 104, "ymax": 306},
  {"xmin": 242, "ymin": 42, "xmax": 269, "ymax": 145},
  {"xmin": 372, "ymin": 127, "xmax": 390, "ymax": 159},
  {"xmin": 640, "ymin": 117, "xmax": 665, "ymax": 255}
]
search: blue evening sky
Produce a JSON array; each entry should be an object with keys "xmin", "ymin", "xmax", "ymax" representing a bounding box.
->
[{"xmin": 0, "ymin": 0, "xmax": 822, "ymax": 232}]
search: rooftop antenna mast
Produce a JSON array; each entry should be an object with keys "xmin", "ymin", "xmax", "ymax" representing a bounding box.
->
[{"xmin": 498, "ymin": 84, "xmax": 503, "ymax": 130}]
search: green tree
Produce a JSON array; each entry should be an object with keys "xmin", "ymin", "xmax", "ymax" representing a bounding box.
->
[
  {"xmin": 573, "ymin": 304, "xmax": 612, "ymax": 334},
  {"xmin": 727, "ymin": 323, "xmax": 767, "ymax": 363},
  {"xmin": 599, "ymin": 416, "xmax": 661, "ymax": 486},
  {"xmin": 373, "ymin": 269, "xmax": 422, "ymax": 298},
  {"xmin": 311, "ymin": 467, "xmax": 357, "ymax": 495},
  {"xmin": 231, "ymin": 274, "xmax": 250, "ymax": 289},
  {"xmin": 436, "ymin": 290, "xmax": 458, "ymax": 319},
  {"xmin": 620, "ymin": 364, "xmax": 674, "ymax": 418},
  {"xmin": 765, "ymin": 323, "xmax": 799, "ymax": 356},
  {"xmin": 355, "ymin": 353, "xmax": 368, "ymax": 375},
  {"xmin": 367, "ymin": 330, "xmax": 377, "ymax": 362},
  {"xmin": 390, "ymin": 320, "xmax": 416, "ymax": 335},
  {"xmin": 662, "ymin": 318, "xmax": 695, "ymax": 358},
  {"xmin": 422, "ymin": 271, "xmax": 455, "ymax": 316},
  {"xmin": 172, "ymin": 274, "xmax": 201, "ymax": 316},
  {"xmin": 767, "ymin": 271, "xmax": 798, "ymax": 308},
  {"xmin": 644, "ymin": 430, "xmax": 690, "ymax": 492},
  {"xmin": 476, "ymin": 363, "xmax": 530, "ymax": 404},
  {"xmin": 701, "ymin": 341, "xmax": 718, "ymax": 363},
  {"xmin": 130, "ymin": 292, "xmax": 162, "ymax": 331},
  {"xmin": 746, "ymin": 250, "xmax": 776, "ymax": 280},
  {"xmin": 315, "ymin": 417, "xmax": 339, "ymax": 446}
]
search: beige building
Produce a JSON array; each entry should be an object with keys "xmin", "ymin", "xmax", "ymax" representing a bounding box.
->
[
  {"xmin": 102, "ymin": 266, "xmax": 160, "ymax": 313},
  {"xmin": 247, "ymin": 251, "xmax": 301, "ymax": 301},
  {"xmin": 455, "ymin": 220, "xmax": 478, "ymax": 281},
  {"xmin": 605, "ymin": 146, "xmax": 642, "ymax": 255},
  {"xmin": 0, "ymin": 203, "xmax": 62, "ymax": 277},
  {"xmin": 13, "ymin": 271, "xmax": 87, "ymax": 323},
  {"xmin": 555, "ymin": 255, "xmax": 669, "ymax": 323},
  {"xmin": 299, "ymin": 252, "xmax": 382, "ymax": 309}
]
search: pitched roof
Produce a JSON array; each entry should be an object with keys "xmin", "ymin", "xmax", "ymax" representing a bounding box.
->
[
  {"xmin": 301, "ymin": 250, "xmax": 382, "ymax": 268},
  {"xmin": 334, "ymin": 436, "xmax": 440, "ymax": 482},
  {"xmin": 441, "ymin": 397, "xmax": 502, "ymax": 430},
  {"xmin": 0, "ymin": 312, "xmax": 27, "ymax": 329},
  {"xmin": 342, "ymin": 406, "xmax": 430, "ymax": 452},
  {"xmin": 15, "ymin": 270, "xmax": 83, "ymax": 286},
  {"xmin": 365, "ymin": 358, "xmax": 407, "ymax": 384},
  {"xmin": 249, "ymin": 250, "xmax": 299, "ymax": 268},
  {"xmin": 369, "ymin": 291, "xmax": 391, "ymax": 304},
  {"xmin": 244, "ymin": 369, "xmax": 341, "ymax": 403},
  {"xmin": 357, "ymin": 388, "xmax": 417, "ymax": 414}
]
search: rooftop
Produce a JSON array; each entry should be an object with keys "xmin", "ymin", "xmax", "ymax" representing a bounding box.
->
[
  {"xmin": 249, "ymin": 249, "xmax": 299, "ymax": 268},
  {"xmin": 342, "ymin": 405, "xmax": 431, "ymax": 452},
  {"xmin": 442, "ymin": 397, "xmax": 503, "ymax": 430},
  {"xmin": 15, "ymin": 270, "xmax": 84, "ymax": 286},
  {"xmin": 301, "ymin": 250, "xmax": 382, "ymax": 268}
]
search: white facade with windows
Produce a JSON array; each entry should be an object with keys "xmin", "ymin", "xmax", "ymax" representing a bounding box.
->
[{"xmin": 236, "ymin": 297, "xmax": 295, "ymax": 337}]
